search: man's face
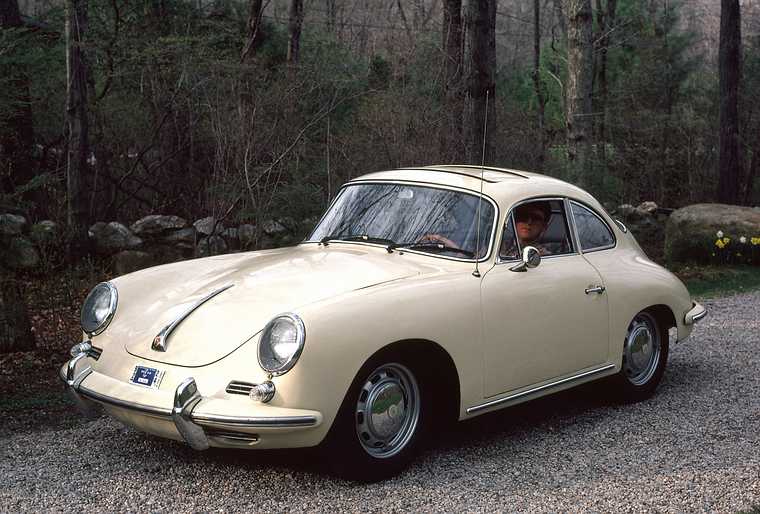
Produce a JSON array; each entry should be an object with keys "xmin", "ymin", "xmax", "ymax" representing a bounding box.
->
[{"xmin": 515, "ymin": 206, "xmax": 547, "ymax": 244}]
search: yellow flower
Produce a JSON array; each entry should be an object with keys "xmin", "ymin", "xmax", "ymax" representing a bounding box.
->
[
  {"xmin": 715, "ymin": 239, "xmax": 725, "ymax": 249},
  {"xmin": 723, "ymin": 237, "xmax": 731, "ymax": 244},
  {"xmin": 752, "ymin": 237, "xmax": 760, "ymax": 246}
]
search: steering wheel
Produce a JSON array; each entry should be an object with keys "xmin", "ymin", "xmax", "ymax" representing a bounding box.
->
[{"xmin": 416, "ymin": 233, "xmax": 460, "ymax": 249}]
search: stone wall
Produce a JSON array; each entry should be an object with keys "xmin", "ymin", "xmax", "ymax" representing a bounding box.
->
[{"xmin": 0, "ymin": 213, "xmax": 305, "ymax": 275}]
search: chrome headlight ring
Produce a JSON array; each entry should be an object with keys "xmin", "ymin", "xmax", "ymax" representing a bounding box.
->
[
  {"xmin": 80, "ymin": 282, "xmax": 118, "ymax": 336},
  {"xmin": 257, "ymin": 313, "xmax": 305, "ymax": 376}
]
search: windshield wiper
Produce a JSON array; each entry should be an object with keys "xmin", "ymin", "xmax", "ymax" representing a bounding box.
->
[
  {"xmin": 320, "ymin": 234, "xmax": 397, "ymax": 248},
  {"xmin": 388, "ymin": 242, "xmax": 476, "ymax": 258}
]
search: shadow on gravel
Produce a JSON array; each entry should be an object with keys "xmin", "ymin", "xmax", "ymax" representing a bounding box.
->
[{"xmin": 436, "ymin": 379, "xmax": 616, "ymax": 450}]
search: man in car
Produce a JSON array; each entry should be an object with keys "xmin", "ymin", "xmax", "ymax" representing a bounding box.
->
[{"xmin": 500, "ymin": 201, "xmax": 553, "ymax": 259}]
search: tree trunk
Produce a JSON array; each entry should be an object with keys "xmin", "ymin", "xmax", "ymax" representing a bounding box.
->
[
  {"xmin": 465, "ymin": 0, "xmax": 496, "ymax": 164},
  {"xmin": 0, "ymin": 275, "xmax": 35, "ymax": 353},
  {"xmin": 564, "ymin": 0, "xmax": 594, "ymax": 185},
  {"xmin": 718, "ymin": 0, "xmax": 742, "ymax": 205},
  {"xmin": 594, "ymin": 0, "xmax": 615, "ymax": 168},
  {"xmin": 0, "ymin": 0, "xmax": 35, "ymax": 202},
  {"xmin": 65, "ymin": 0, "xmax": 91, "ymax": 258},
  {"xmin": 287, "ymin": 0, "xmax": 304, "ymax": 64},
  {"xmin": 441, "ymin": 0, "xmax": 464, "ymax": 162},
  {"xmin": 241, "ymin": 0, "xmax": 264, "ymax": 62},
  {"xmin": 533, "ymin": 0, "xmax": 546, "ymax": 169},
  {"xmin": 553, "ymin": 0, "xmax": 567, "ymax": 42},
  {"xmin": 744, "ymin": 137, "xmax": 758, "ymax": 204}
]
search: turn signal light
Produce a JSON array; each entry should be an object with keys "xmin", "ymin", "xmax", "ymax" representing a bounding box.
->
[{"xmin": 249, "ymin": 381, "xmax": 276, "ymax": 403}]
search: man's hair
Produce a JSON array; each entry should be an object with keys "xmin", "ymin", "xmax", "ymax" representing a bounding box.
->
[{"xmin": 516, "ymin": 201, "xmax": 552, "ymax": 223}]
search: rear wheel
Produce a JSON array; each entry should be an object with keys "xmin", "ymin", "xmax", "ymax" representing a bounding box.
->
[
  {"xmin": 615, "ymin": 310, "xmax": 669, "ymax": 401},
  {"xmin": 322, "ymin": 355, "xmax": 430, "ymax": 482}
]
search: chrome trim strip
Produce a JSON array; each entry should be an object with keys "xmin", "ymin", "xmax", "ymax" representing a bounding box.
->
[
  {"xmin": 192, "ymin": 413, "xmax": 319, "ymax": 428},
  {"xmin": 75, "ymin": 383, "xmax": 319, "ymax": 428},
  {"xmin": 152, "ymin": 284, "xmax": 234, "ymax": 352},
  {"xmin": 466, "ymin": 364, "xmax": 616, "ymax": 414}
]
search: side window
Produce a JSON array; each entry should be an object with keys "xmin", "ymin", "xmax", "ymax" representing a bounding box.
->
[
  {"xmin": 499, "ymin": 214, "xmax": 519, "ymax": 260},
  {"xmin": 570, "ymin": 201, "xmax": 615, "ymax": 251},
  {"xmin": 500, "ymin": 199, "xmax": 574, "ymax": 260}
]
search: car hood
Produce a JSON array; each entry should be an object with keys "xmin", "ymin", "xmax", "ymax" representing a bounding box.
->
[{"xmin": 111, "ymin": 245, "xmax": 435, "ymax": 367}]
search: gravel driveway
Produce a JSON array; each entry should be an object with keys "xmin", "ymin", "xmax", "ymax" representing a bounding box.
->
[{"xmin": 1, "ymin": 291, "xmax": 759, "ymax": 513}]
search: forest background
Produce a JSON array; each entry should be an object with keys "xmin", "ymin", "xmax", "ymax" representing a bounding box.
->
[
  {"xmin": 0, "ymin": 0, "xmax": 759, "ymax": 352},
  {"xmin": 1, "ymin": 0, "xmax": 758, "ymax": 246}
]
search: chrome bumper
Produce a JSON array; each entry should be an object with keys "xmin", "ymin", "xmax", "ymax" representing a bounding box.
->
[
  {"xmin": 684, "ymin": 301, "xmax": 707, "ymax": 325},
  {"xmin": 60, "ymin": 357, "xmax": 320, "ymax": 451}
]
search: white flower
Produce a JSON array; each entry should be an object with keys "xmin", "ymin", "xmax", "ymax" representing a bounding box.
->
[
  {"xmin": 716, "ymin": 230, "xmax": 724, "ymax": 238},
  {"xmin": 740, "ymin": 236, "xmax": 747, "ymax": 244}
]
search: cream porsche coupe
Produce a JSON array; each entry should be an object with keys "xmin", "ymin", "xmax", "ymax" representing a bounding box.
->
[{"xmin": 61, "ymin": 165, "xmax": 706, "ymax": 481}]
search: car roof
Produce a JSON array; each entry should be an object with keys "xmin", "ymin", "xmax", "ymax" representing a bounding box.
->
[{"xmin": 350, "ymin": 165, "xmax": 596, "ymax": 208}]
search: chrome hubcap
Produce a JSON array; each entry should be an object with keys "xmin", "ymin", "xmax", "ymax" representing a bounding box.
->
[
  {"xmin": 355, "ymin": 363, "xmax": 420, "ymax": 459},
  {"xmin": 623, "ymin": 312, "xmax": 661, "ymax": 386}
]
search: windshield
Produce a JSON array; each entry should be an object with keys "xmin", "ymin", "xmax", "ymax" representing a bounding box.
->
[{"xmin": 307, "ymin": 183, "xmax": 496, "ymax": 259}]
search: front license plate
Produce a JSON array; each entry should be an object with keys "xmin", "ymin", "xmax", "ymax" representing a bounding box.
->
[{"xmin": 130, "ymin": 366, "xmax": 164, "ymax": 389}]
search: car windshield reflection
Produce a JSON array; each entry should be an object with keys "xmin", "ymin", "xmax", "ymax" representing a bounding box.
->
[{"xmin": 308, "ymin": 183, "xmax": 495, "ymax": 259}]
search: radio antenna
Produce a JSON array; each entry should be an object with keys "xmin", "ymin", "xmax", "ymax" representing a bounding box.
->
[{"xmin": 473, "ymin": 90, "xmax": 489, "ymax": 278}]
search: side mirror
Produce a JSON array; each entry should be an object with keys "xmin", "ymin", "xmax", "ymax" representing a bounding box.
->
[{"xmin": 510, "ymin": 246, "xmax": 541, "ymax": 272}]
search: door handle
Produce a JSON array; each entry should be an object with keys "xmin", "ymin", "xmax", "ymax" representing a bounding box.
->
[{"xmin": 585, "ymin": 285, "xmax": 606, "ymax": 295}]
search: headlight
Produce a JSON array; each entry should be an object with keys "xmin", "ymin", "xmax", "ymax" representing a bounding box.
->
[
  {"xmin": 80, "ymin": 282, "xmax": 118, "ymax": 335},
  {"xmin": 257, "ymin": 313, "xmax": 305, "ymax": 376}
]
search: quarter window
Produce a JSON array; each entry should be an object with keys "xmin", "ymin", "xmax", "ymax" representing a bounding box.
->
[{"xmin": 570, "ymin": 202, "xmax": 615, "ymax": 251}]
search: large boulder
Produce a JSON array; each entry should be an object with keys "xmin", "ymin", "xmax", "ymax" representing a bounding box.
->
[
  {"xmin": 131, "ymin": 215, "xmax": 187, "ymax": 237},
  {"xmin": 193, "ymin": 216, "xmax": 224, "ymax": 236},
  {"xmin": 3, "ymin": 237, "xmax": 40, "ymax": 270},
  {"xmin": 665, "ymin": 203, "xmax": 760, "ymax": 263},
  {"xmin": 197, "ymin": 235, "xmax": 228, "ymax": 257},
  {"xmin": 29, "ymin": 220, "xmax": 58, "ymax": 245},
  {"xmin": 90, "ymin": 222, "xmax": 142, "ymax": 255},
  {"xmin": 0, "ymin": 214, "xmax": 27, "ymax": 236},
  {"xmin": 238, "ymin": 224, "xmax": 256, "ymax": 248},
  {"xmin": 113, "ymin": 250, "xmax": 154, "ymax": 275},
  {"xmin": 160, "ymin": 227, "xmax": 197, "ymax": 249}
]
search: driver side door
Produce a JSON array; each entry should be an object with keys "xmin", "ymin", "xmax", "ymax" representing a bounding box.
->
[{"xmin": 480, "ymin": 198, "xmax": 610, "ymax": 397}]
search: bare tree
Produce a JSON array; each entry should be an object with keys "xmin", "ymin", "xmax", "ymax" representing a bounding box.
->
[
  {"xmin": 441, "ymin": 0, "xmax": 464, "ymax": 162},
  {"xmin": 287, "ymin": 0, "xmax": 304, "ymax": 64},
  {"xmin": 564, "ymin": 0, "xmax": 594, "ymax": 184},
  {"xmin": 0, "ymin": 0, "xmax": 35, "ymax": 201},
  {"xmin": 594, "ymin": 0, "xmax": 616, "ymax": 167},
  {"xmin": 0, "ymin": 0, "xmax": 36, "ymax": 353},
  {"xmin": 718, "ymin": 0, "xmax": 742, "ymax": 204},
  {"xmin": 65, "ymin": 0, "xmax": 91, "ymax": 257},
  {"xmin": 533, "ymin": 0, "xmax": 547, "ymax": 168},
  {"xmin": 241, "ymin": 0, "xmax": 265, "ymax": 62},
  {"xmin": 465, "ymin": 0, "xmax": 496, "ymax": 164}
]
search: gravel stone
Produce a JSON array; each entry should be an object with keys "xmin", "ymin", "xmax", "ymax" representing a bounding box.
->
[{"xmin": 1, "ymin": 291, "xmax": 759, "ymax": 512}]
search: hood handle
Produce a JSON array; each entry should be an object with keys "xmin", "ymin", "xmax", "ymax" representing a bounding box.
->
[{"xmin": 152, "ymin": 284, "xmax": 234, "ymax": 352}]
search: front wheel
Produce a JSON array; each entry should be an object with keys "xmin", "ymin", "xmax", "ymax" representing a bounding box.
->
[
  {"xmin": 322, "ymin": 358, "xmax": 429, "ymax": 482},
  {"xmin": 614, "ymin": 310, "xmax": 669, "ymax": 402}
]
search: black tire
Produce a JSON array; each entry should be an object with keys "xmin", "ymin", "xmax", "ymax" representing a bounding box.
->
[
  {"xmin": 614, "ymin": 310, "xmax": 669, "ymax": 402},
  {"xmin": 321, "ymin": 352, "xmax": 432, "ymax": 482}
]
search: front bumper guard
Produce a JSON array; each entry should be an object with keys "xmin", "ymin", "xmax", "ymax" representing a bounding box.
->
[{"xmin": 60, "ymin": 359, "xmax": 319, "ymax": 451}]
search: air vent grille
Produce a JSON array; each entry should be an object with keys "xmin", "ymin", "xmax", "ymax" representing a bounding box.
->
[{"xmin": 226, "ymin": 381, "xmax": 255, "ymax": 396}]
